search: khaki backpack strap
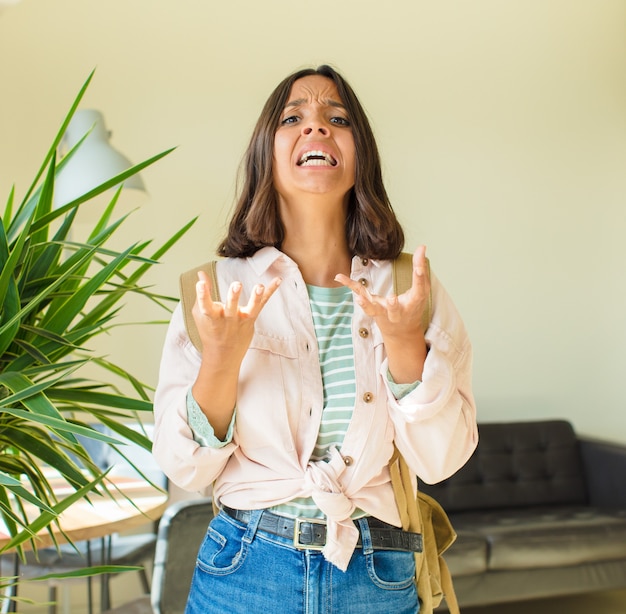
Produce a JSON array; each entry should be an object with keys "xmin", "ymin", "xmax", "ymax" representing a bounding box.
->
[
  {"xmin": 388, "ymin": 447, "xmax": 416, "ymax": 532},
  {"xmin": 179, "ymin": 260, "xmax": 220, "ymax": 352},
  {"xmin": 391, "ymin": 449, "xmax": 460, "ymax": 614},
  {"xmin": 392, "ymin": 251, "xmax": 414, "ymax": 296},
  {"xmin": 440, "ymin": 558, "xmax": 460, "ymax": 614},
  {"xmin": 392, "ymin": 251, "xmax": 432, "ymax": 332}
]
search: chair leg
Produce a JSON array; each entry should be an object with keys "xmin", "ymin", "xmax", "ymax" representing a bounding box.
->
[
  {"xmin": 1, "ymin": 559, "xmax": 15, "ymax": 614},
  {"xmin": 86, "ymin": 540, "xmax": 93, "ymax": 614},
  {"xmin": 100, "ymin": 536, "xmax": 112, "ymax": 612},
  {"xmin": 47, "ymin": 585, "xmax": 57, "ymax": 614},
  {"xmin": 6, "ymin": 554, "xmax": 19, "ymax": 614},
  {"xmin": 138, "ymin": 567, "xmax": 151, "ymax": 594}
]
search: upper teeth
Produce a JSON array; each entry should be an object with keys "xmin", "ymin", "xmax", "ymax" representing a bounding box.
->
[{"xmin": 298, "ymin": 150, "xmax": 336, "ymax": 166}]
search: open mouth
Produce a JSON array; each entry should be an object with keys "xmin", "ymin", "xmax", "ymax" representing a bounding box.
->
[{"xmin": 297, "ymin": 150, "xmax": 338, "ymax": 167}]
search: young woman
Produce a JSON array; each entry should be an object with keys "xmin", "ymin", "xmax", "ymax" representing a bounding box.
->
[{"xmin": 153, "ymin": 65, "xmax": 477, "ymax": 614}]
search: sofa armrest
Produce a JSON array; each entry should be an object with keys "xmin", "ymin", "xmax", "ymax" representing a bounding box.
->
[{"xmin": 579, "ymin": 437, "xmax": 626, "ymax": 508}]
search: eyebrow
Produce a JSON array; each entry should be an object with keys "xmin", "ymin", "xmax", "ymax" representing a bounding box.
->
[{"xmin": 284, "ymin": 98, "xmax": 346, "ymax": 110}]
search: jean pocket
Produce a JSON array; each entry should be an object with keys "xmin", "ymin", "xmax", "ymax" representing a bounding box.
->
[
  {"xmin": 365, "ymin": 550, "xmax": 416, "ymax": 590},
  {"xmin": 195, "ymin": 515, "xmax": 247, "ymax": 576}
]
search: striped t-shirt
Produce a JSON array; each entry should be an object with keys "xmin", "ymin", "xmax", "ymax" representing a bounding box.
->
[{"xmin": 271, "ymin": 284, "xmax": 356, "ymax": 519}]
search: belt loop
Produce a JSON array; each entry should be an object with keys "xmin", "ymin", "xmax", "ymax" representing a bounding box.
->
[
  {"xmin": 242, "ymin": 509, "xmax": 263, "ymax": 545},
  {"xmin": 356, "ymin": 518, "xmax": 374, "ymax": 555}
]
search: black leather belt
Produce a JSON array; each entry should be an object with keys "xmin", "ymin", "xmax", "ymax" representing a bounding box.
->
[{"xmin": 222, "ymin": 505, "xmax": 422, "ymax": 552}]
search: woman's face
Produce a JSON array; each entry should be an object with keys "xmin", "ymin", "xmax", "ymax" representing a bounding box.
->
[{"xmin": 273, "ymin": 75, "xmax": 356, "ymax": 207}]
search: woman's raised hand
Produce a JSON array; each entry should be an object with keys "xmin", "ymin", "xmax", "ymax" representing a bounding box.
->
[
  {"xmin": 335, "ymin": 245, "xmax": 430, "ymax": 338},
  {"xmin": 335, "ymin": 245, "xmax": 430, "ymax": 383},
  {"xmin": 190, "ymin": 271, "xmax": 283, "ymax": 439},
  {"xmin": 193, "ymin": 270, "xmax": 282, "ymax": 364}
]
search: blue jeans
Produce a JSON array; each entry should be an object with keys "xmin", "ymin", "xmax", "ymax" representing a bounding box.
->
[{"xmin": 184, "ymin": 510, "xmax": 419, "ymax": 614}]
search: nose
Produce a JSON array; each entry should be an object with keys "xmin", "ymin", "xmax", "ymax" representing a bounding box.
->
[{"xmin": 301, "ymin": 115, "xmax": 329, "ymax": 136}]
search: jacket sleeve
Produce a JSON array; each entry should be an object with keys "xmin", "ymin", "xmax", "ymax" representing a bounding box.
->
[
  {"xmin": 381, "ymin": 272, "xmax": 478, "ymax": 484},
  {"xmin": 152, "ymin": 303, "xmax": 238, "ymax": 492}
]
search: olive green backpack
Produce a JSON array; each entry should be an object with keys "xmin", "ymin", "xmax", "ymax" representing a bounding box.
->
[{"xmin": 179, "ymin": 253, "xmax": 459, "ymax": 614}]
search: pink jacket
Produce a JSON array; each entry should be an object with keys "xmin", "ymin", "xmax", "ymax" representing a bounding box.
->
[{"xmin": 152, "ymin": 247, "xmax": 478, "ymax": 570}]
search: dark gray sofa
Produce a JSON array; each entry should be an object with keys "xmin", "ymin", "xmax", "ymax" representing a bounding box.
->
[{"xmin": 420, "ymin": 419, "xmax": 626, "ymax": 609}]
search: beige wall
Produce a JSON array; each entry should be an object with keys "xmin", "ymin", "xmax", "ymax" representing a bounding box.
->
[{"xmin": 1, "ymin": 1, "xmax": 625, "ymax": 442}]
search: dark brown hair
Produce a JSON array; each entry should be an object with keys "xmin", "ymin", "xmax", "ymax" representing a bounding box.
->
[{"xmin": 218, "ymin": 65, "xmax": 404, "ymax": 259}]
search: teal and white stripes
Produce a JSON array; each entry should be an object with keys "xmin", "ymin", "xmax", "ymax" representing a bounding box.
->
[
  {"xmin": 271, "ymin": 284, "xmax": 357, "ymax": 519},
  {"xmin": 308, "ymin": 284, "xmax": 356, "ymax": 462}
]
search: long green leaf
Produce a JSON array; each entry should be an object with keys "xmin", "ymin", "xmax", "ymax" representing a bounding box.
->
[
  {"xmin": 127, "ymin": 217, "xmax": 197, "ymax": 284},
  {"xmin": 29, "ymin": 564, "xmax": 143, "ymax": 581},
  {"xmin": 87, "ymin": 186, "xmax": 122, "ymax": 241},
  {"xmin": 30, "ymin": 147, "xmax": 176, "ymax": 235},
  {"xmin": 0, "ymin": 272, "xmax": 20, "ymax": 358},
  {"xmin": 73, "ymin": 217, "xmax": 197, "ymax": 335},
  {"xmin": 1, "ymin": 428, "xmax": 90, "ymax": 488},
  {"xmin": 0, "ymin": 408, "xmax": 124, "ymax": 445},
  {"xmin": 7, "ymin": 70, "xmax": 95, "ymax": 240},
  {"xmin": 28, "ymin": 152, "xmax": 56, "ymax": 248},
  {"xmin": 27, "ymin": 212, "xmax": 77, "ymax": 288},
  {"xmin": 1, "ymin": 473, "xmax": 106, "ymax": 552},
  {"xmin": 45, "ymin": 389, "xmax": 152, "ymax": 412},
  {"xmin": 11, "ymin": 339, "xmax": 52, "ymax": 365},
  {"xmin": 0, "ymin": 203, "xmax": 31, "ymax": 307},
  {"xmin": 0, "ymin": 371, "xmax": 66, "ymax": 422},
  {"xmin": 41, "ymin": 246, "xmax": 135, "ymax": 333},
  {"xmin": 2, "ymin": 184, "xmax": 15, "ymax": 227},
  {"xmin": 0, "ymin": 473, "xmax": 55, "ymax": 514},
  {"xmin": 0, "ymin": 242, "xmax": 101, "ymax": 342}
]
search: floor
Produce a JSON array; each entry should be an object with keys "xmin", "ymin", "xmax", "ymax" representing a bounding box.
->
[{"xmin": 7, "ymin": 572, "xmax": 626, "ymax": 614}]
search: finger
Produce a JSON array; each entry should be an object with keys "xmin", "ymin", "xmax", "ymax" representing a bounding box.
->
[
  {"xmin": 196, "ymin": 271, "xmax": 215, "ymax": 316},
  {"xmin": 334, "ymin": 274, "xmax": 375, "ymax": 304},
  {"xmin": 334, "ymin": 273, "xmax": 359, "ymax": 292},
  {"xmin": 262, "ymin": 276, "xmax": 283, "ymax": 304},
  {"xmin": 224, "ymin": 281, "xmax": 243, "ymax": 317},
  {"xmin": 242, "ymin": 284, "xmax": 266, "ymax": 317},
  {"xmin": 243, "ymin": 277, "xmax": 283, "ymax": 318},
  {"xmin": 411, "ymin": 245, "xmax": 430, "ymax": 296},
  {"xmin": 412, "ymin": 245, "xmax": 427, "ymax": 278},
  {"xmin": 385, "ymin": 294, "xmax": 402, "ymax": 323}
]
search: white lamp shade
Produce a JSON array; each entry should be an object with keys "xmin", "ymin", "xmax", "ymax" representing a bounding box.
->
[{"xmin": 54, "ymin": 109, "xmax": 144, "ymax": 208}]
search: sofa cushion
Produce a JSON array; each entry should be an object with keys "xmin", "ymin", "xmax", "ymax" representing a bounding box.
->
[
  {"xmin": 442, "ymin": 530, "xmax": 489, "ymax": 577},
  {"xmin": 421, "ymin": 420, "xmax": 588, "ymax": 512},
  {"xmin": 449, "ymin": 506, "xmax": 626, "ymax": 571}
]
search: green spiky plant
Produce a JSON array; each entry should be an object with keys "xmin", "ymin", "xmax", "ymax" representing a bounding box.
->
[{"xmin": 0, "ymin": 71, "xmax": 194, "ymax": 604}]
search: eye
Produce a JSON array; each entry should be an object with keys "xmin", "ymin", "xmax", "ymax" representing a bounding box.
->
[
  {"xmin": 281, "ymin": 115, "xmax": 299, "ymax": 125},
  {"xmin": 330, "ymin": 116, "xmax": 351, "ymax": 127}
]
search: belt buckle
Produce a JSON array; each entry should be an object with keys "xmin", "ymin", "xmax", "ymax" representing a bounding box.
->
[{"xmin": 293, "ymin": 517, "xmax": 327, "ymax": 551}]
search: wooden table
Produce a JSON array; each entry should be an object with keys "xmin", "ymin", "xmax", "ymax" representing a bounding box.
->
[
  {"xmin": 0, "ymin": 474, "xmax": 168, "ymax": 550},
  {"xmin": 0, "ymin": 474, "xmax": 169, "ymax": 613}
]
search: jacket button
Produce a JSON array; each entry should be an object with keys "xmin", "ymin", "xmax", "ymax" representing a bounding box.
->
[
  {"xmin": 343, "ymin": 456, "xmax": 354, "ymax": 466},
  {"xmin": 358, "ymin": 278, "xmax": 368, "ymax": 287},
  {"xmin": 358, "ymin": 328, "xmax": 369, "ymax": 338},
  {"xmin": 363, "ymin": 392, "xmax": 374, "ymax": 403},
  {"xmin": 361, "ymin": 258, "xmax": 368, "ymax": 266}
]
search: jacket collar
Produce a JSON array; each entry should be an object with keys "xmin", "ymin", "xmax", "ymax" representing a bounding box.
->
[
  {"xmin": 247, "ymin": 246, "xmax": 294, "ymax": 277},
  {"xmin": 245, "ymin": 246, "xmax": 386, "ymax": 277}
]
